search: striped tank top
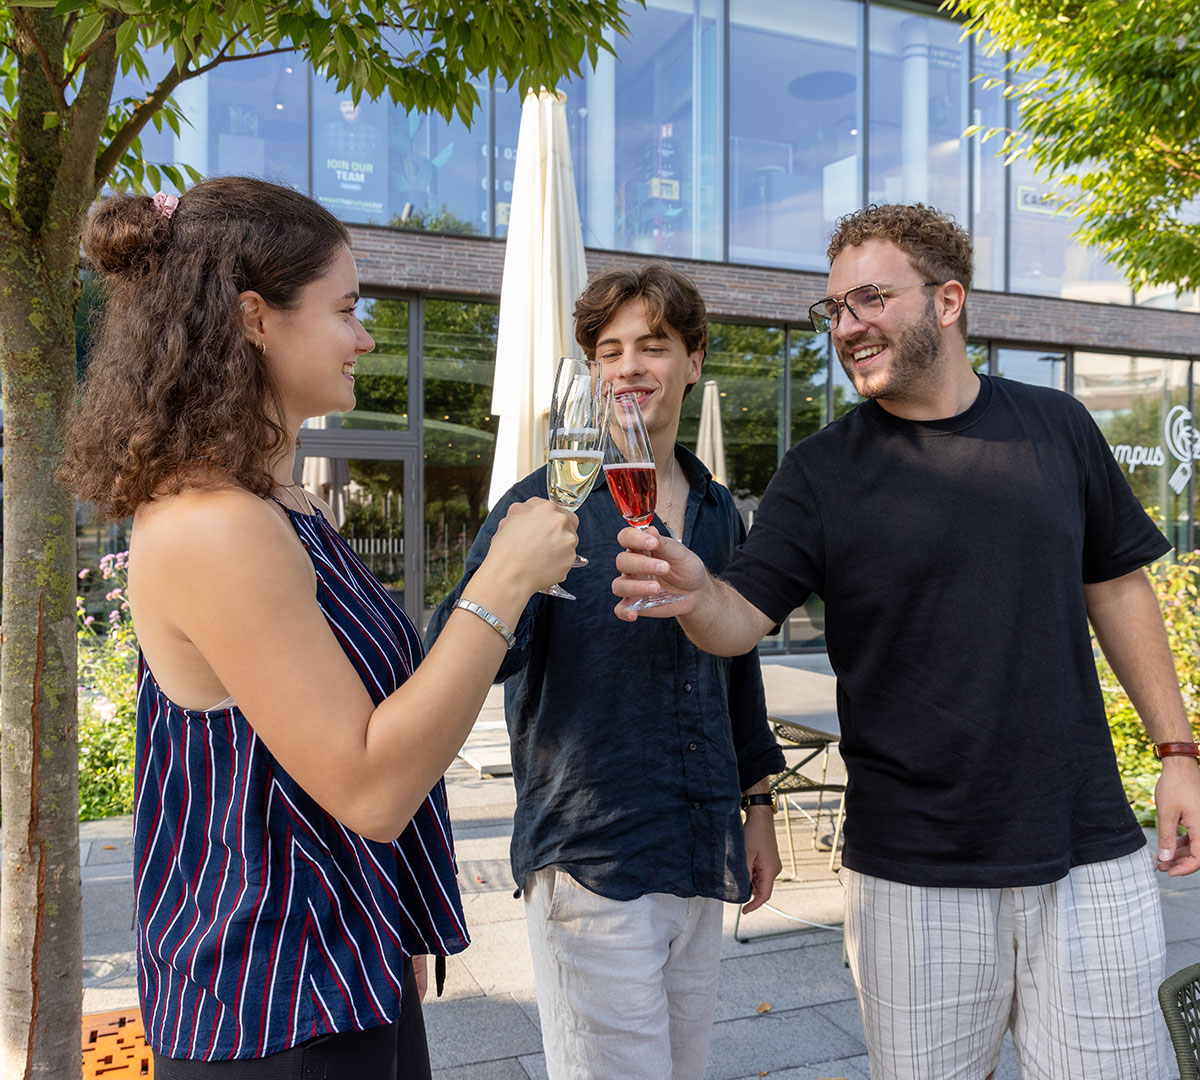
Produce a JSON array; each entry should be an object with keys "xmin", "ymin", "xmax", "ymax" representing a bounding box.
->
[{"xmin": 133, "ymin": 503, "xmax": 469, "ymax": 1061}]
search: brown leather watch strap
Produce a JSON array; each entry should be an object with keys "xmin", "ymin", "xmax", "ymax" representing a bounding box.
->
[{"xmin": 1153, "ymin": 742, "xmax": 1200, "ymax": 760}]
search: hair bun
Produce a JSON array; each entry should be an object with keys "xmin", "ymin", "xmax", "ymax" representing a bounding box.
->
[{"xmin": 82, "ymin": 194, "xmax": 173, "ymax": 277}]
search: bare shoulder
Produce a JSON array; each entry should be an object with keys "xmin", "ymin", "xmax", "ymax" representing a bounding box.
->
[{"xmin": 132, "ymin": 486, "xmax": 312, "ymax": 589}]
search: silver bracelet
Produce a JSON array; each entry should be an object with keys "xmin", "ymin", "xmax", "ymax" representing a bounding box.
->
[{"xmin": 454, "ymin": 598, "xmax": 517, "ymax": 649}]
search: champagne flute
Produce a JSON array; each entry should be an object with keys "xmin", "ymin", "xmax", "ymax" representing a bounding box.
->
[
  {"xmin": 541, "ymin": 356, "xmax": 607, "ymax": 600},
  {"xmin": 602, "ymin": 384, "xmax": 684, "ymax": 610}
]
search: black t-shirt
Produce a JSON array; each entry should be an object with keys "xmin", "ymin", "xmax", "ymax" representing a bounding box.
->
[{"xmin": 723, "ymin": 374, "xmax": 1172, "ymax": 887}]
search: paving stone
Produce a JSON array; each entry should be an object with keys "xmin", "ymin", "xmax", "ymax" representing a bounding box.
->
[
  {"xmin": 705, "ymin": 1004, "xmax": 867, "ymax": 1080},
  {"xmin": 715, "ymin": 941, "xmax": 858, "ymax": 1023},
  {"xmin": 424, "ymin": 995, "xmax": 544, "ymax": 1069},
  {"xmin": 432, "ymin": 1058, "xmax": 530, "ymax": 1080}
]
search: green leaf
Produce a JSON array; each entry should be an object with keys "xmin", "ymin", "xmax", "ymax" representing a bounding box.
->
[
  {"xmin": 114, "ymin": 18, "xmax": 138, "ymax": 56},
  {"xmin": 42, "ymin": 111, "xmax": 59, "ymax": 130},
  {"xmin": 69, "ymin": 10, "xmax": 107, "ymax": 54}
]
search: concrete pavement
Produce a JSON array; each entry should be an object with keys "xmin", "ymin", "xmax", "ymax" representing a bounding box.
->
[{"xmin": 77, "ymin": 654, "xmax": 1200, "ymax": 1078}]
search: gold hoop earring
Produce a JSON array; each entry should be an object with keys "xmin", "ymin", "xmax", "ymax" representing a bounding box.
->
[{"xmin": 254, "ymin": 339, "xmax": 266, "ymax": 355}]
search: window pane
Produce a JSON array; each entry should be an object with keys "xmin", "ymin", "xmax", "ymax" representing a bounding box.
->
[
  {"xmin": 1008, "ymin": 154, "xmax": 1129, "ymax": 302},
  {"xmin": 868, "ymin": 6, "xmax": 968, "ymax": 224},
  {"xmin": 685, "ymin": 322, "xmax": 786, "ymax": 506},
  {"xmin": 791, "ymin": 329, "xmax": 830, "ymax": 442},
  {"xmin": 304, "ymin": 297, "xmax": 409, "ymax": 431},
  {"xmin": 1074, "ymin": 353, "xmax": 1191, "ymax": 546},
  {"xmin": 994, "ymin": 347, "xmax": 1065, "ymax": 390},
  {"xmin": 422, "ymin": 300, "xmax": 499, "ymax": 613},
  {"xmin": 556, "ymin": 0, "xmax": 721, "ymax": 259},
  {"xmin": 311, "ymin": 83, "xmax": 390, "ymax": 222},
  {"xmin": 206, "ymin": 55, "xmax": 308, "ymax": 189},
  {"xmin": 971, "ymin": 39, "xmax": 1007, "ymax": 291},
  {"xmin": 730, "ymin": 0, "xmax": 863, "ymax": 270},
  {"xmin": 301, "ymin": 457, "xmax": 406, "ymax": 605}
]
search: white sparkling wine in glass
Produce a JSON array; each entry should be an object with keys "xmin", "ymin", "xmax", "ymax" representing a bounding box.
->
[
  {"xmin": 547, "ymin": 448, "xmax": 603, "ymax": 509},
  {"xmin": 540, "ymin": 358, "xmax": 608, "ymax": 599}
]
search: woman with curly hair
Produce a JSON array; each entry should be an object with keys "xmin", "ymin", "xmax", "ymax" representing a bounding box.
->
[{"xmin": 62, "ymin": 176, "xmax": 579, "ymax": 1078}]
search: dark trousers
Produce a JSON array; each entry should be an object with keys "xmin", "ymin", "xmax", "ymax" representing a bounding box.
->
[{"xmin": 152, "ymin": 959, "xmax": 431, "ymax": 1079}]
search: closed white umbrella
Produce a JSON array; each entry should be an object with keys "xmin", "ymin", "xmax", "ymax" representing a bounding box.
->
[
  {"xmin": 488, "ymin": 88, "xmax": 588, "ymax": 508},
  {"xmin": 695, "ymin": 379, "xmax": 727, "ymax": 487}
]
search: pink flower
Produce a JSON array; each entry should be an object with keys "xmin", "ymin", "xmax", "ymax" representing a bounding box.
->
[{"xmin": 78, "ymin": 569, "xmax": 90, "ymax": 579}]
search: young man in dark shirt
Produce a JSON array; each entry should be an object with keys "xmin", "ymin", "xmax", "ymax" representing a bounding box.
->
[
  {"xmin": 428, "ymin": 262, "xmax": 784, "ymax": 1079},
  {"xmin": 614, "ymin": 204, "xmax": 1200, "ymax": 1079}
]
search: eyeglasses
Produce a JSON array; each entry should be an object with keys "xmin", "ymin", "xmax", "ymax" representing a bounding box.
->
[{"xmin": 808, "ymin": 282, "xmax": 941, "ymax": 334}]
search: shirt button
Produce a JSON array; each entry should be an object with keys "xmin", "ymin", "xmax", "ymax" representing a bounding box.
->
[
  {"xmin": 692, "ymin": 801, "xmax": 702, "ymax": 810},
  {"xmin": 688, "ymin": 741, "xmax": 699, "ymax": 751},
  {"xmin": 683, "ymin": 682, "xmax": 693, "ymax": 693}
]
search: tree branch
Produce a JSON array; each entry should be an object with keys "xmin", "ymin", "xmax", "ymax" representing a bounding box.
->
[
  {"xmin": 1147, "ymin": 135, "xmax": 1200, "ymax": 185},
  {"xmin": 92, "ymin": 62, "xmax": 187, "ymax": 189},
  {"xmin": 63, "ymin": 26, "xmax": 121, "ymax": 89},
  {"xmin": 44, "ymin": 14, "xmax": 120, "ymax": 275},
  {"xmin": 9, "ymin": 7, "xmax": 67, "ymax": 115},
  {"xmin": 189, "ymin": 42, "xmax": 298, "ymax": 79}
]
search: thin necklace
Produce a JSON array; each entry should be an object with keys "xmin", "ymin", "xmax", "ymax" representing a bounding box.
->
[
  {"xmin": 661, "ymin": 453, "xmax": 677, "ymax": 535},
  {"xmin": 278, "ymin": 481, "xmax": 314, "ymax": 515}
]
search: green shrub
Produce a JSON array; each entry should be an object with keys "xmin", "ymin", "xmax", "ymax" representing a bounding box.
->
[
  {"xmin": 1097, "ymin": 552, "xmax": 1200, "ymax": 826},
  {"xmin": 76, "ymin": 552, "xmax": 138, "ymax": 820}
]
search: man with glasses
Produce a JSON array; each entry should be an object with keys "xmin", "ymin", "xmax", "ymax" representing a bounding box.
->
[{"xmin": 614, "ymin": 203, "xmax": 1200, "ymax": 1079}]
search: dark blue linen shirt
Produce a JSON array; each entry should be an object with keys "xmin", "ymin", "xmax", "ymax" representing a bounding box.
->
[{"xmin": 426, "ymin": 446, "xmax": 784, "ymax": 903}]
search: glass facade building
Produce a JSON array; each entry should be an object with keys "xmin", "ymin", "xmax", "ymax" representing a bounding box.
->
[{"xmin": 70, "ymin": 0, "xmax": 1200, "ymax": 650}]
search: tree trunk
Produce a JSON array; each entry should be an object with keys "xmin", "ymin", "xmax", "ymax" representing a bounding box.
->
[{"xmin": 0, "ymin": 230, "xmax": 83, "ymax": 1080}]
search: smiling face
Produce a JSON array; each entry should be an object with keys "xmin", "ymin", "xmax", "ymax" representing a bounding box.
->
[
  {"xmin": 251, "ymin": 245, "xmax": 374, "ymax": 429},
  {"xmin": 827, "ymin": 239, "xmax": 946, "ymax": 406},
  {"xmin": 594, "ymin": 299, "xmax": 703, "ymax": 443}
]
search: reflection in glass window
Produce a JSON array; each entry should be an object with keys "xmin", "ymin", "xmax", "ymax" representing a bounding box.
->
[
  {"xmin": 790, "ymin": 328, "xmax": 830, "ymax": 650},
  {"xmin": 206, "ymin": 55, "xmax": 307, "ymax": 189},
  {"xmin": 1008, "ymin": 152, "xmax": 1129, "ymax": 303},
  {"xmin": 310, "ymin": 76, "xmax": 489, "ymax": 233},
  {"xmin": 682, "ymin": 322, "xmax": 785, "ymax": 509},
  {"xmin": 554, "ymin": 0, "xmax": 720, "ymax": 259},
  {"xmin": 493, "ymin": 87, "xmax": 523, "ymax": 239},
  {"xmin": 791, "ymin": 329, "xmax": 830, "ymax": 442},
  {"xmin": 994, "ymin": 347, "xmax": 1065, "ymax": 390},
  {"xmin": 304, "ymin": 297, "xmax": 409, "ymax": 431},
  {"xmin": 422, "ymin": 300, "xmax": 499, "ymax": 611},
  {"xmin": 868, "ymin": 6, "xmax": 968, "ymax": 224},
  {"xmin": 730, "ymin": 0, "xmax": 863, "ymax": 271},
  {"xmin": 1074, "ymin": 353, "xmax": 1192, "ymax": 546},
  {"xmin": 301, "ymin": 456, "xmax": 406, "ymax": 606},
  {"xmin": 971, "ymin": 40, "xmax": 1007, "ymax": 291}
]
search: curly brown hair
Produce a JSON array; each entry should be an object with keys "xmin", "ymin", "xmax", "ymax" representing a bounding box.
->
[
  {"xmin": 573, "ymin": 262, "xmax": 707, "ymax": 396},
  {"xmin": 827, "ymin": 203, "xmax": 973, "ymax": 338},
  {"xmin": 61, "ymin": 176, "xmax": 350, "ymax": 520}
]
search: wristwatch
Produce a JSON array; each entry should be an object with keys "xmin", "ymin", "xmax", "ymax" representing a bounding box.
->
[{"xmin": 740, "ymin": 792, "xmax": 777, "ymax": 813}]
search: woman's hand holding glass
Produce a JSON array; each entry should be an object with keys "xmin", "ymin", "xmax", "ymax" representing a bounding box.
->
[{"xmin": 484, "ymin": 498, "xmax": 580, "ymax": 599}]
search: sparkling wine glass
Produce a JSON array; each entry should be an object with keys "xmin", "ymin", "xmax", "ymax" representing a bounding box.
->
[
  {"xmin": 602, "ymin": 383, "xmax": 683, "ymax": 610},
  {"xmin": 541, "ymin": 356, "xmax": 607, "ymax": 600}
]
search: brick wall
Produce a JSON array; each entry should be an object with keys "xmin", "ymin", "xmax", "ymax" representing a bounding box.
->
[{"xmin": 348, "ymin": 225, "xmax": 1200, "ymax": 360}]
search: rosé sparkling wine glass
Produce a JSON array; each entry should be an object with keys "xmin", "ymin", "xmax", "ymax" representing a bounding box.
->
[
  {"xmin": 602, "ymin": 385, "xmax": 683, "ymax": 610},
  {"xmin": 541, "ymin": 356, "xmax": 607, "ymax": 600}
]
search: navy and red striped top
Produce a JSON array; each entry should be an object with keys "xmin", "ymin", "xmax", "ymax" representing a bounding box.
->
[{"xmin": 133, "ymin": 503, "xmax": 468, "ymax": 1061}]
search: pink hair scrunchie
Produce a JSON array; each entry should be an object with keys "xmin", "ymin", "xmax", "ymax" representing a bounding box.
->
[{"xmin": 152, "ymin": 191, "xmax": 179, "ymax": 219}]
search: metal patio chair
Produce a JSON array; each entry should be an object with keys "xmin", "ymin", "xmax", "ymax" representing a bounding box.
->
[
  {"xmin": 769, "ymin": 719, "xmax": 846, "ymax": 876},
  {"xmin": 1160, "ymin": 961, "xmax": 1200, "ymax": 1079}
]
